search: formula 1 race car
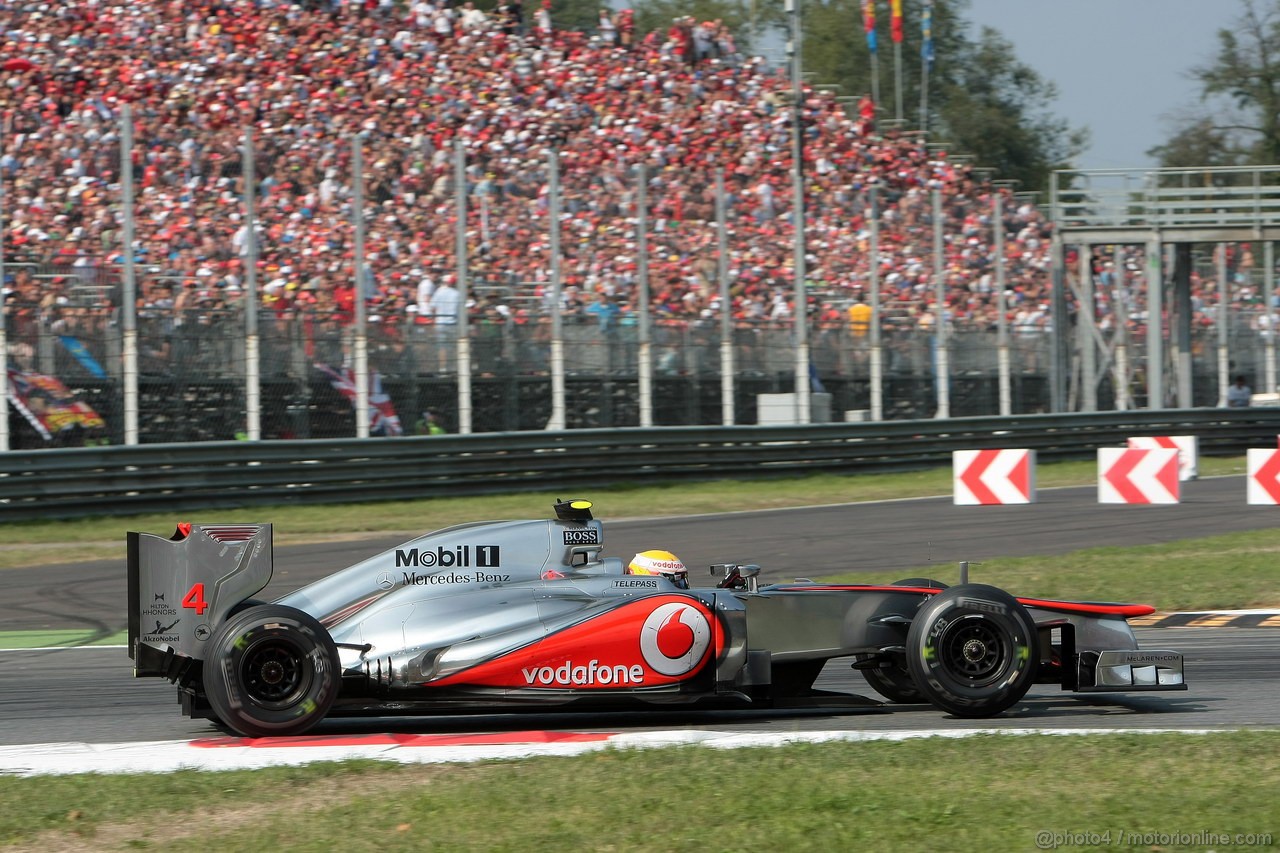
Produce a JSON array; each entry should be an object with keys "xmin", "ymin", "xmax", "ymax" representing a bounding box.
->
[{"xmin": 128, "ymin": 500, "xmax": 1186, "ymax": 737}]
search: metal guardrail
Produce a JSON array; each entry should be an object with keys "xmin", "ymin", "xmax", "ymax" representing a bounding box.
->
[{"xmin": 3, "ymin": 409, "xmax": 1279, "ymax": 521}]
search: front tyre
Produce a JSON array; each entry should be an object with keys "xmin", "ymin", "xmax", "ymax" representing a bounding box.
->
[
  {"xmin": 906, "ymin": 584, "xmax": 1037, "ymax": 718},
  {"xmin": 858, "ymin": 578, "xmax": 949, "ymax": 702},
  {"xmin": 892, "ymin": 577, "xmax": 950, "ymax": 590},
  {"xmin": 203, "ymin": 604, "xmax": 340, "ymax": 738},
  {"xmin": 861, "ymin": 662, "xmax": 924, "ymax": 704}
]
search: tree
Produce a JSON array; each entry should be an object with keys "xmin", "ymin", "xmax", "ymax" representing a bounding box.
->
[
  {"xmin": 1147, "ymin": 117, "xmax": 1244, "ymax": 170},
  {"xmin": 936, "ymin": 27, "xmax": 1087, "ymax": 192},
  {"xmin": 473, "ymin": 0, "xmax": 601, "ymax": 35},
  {"xmin": 630, "ymin": 0, "xmax": 781, "ymax": 53},
  {"xmin": 1163, "ymin": 0, "xmax": 1280, "ymax": 167},
  {"xmin": 801, "ymin": 0, "xmax": 1084, "ymax": 193},
  {"xmin": 1198, "ymin": 0, "xmax": 1280, "ymax": 165},
  {"xmin": 547, "ymin": 0, "xmax": 609, "ymax": 35}
]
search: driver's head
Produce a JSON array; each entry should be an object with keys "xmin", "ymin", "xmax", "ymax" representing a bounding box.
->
[{"xmin": 628, "ymin": 549, "xmax": 689, "ymax": 589}]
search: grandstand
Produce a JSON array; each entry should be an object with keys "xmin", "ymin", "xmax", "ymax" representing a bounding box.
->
[{"xmin": 0, "ymin": 1, "xmax": 1269, "ymax": 445}]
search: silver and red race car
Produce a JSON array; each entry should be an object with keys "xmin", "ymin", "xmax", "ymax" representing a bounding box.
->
[{"xmin": 128, "ymin": 500, "xmax": 1186, "ymax": 737}]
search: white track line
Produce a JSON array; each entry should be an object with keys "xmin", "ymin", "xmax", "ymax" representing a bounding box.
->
[{"xmin": 0, "ymin": 728, "xmax": 1242, "ymax": 777}]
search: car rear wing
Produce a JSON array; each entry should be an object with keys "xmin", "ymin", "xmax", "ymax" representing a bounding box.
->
[{"xmin": 127, "ymin": 524, "xmax": 274, "ymax": 677}]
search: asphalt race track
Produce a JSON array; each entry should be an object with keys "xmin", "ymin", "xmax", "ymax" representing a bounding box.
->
[{"xmin": 1, "ymin": 477, "xmax": 1277, "ymax": 746}]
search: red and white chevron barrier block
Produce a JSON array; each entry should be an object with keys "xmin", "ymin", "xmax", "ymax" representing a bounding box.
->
[
  {"xmin": 1098, "ymin": 448, "xmax": 1180, "ymax": 504},
  {"xmin": 1247, "ymin": 449, "xmax": 1280, "ymax": 504},
  {"xmin": 952, "ymin": 449, "xmax": 1036, "ymax": 505},
  {"xmin": 1126, "ymin": 435, "xmax": 1198, "ymax": 481}
]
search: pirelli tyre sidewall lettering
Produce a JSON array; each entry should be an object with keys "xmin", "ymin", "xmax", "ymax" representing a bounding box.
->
[
  {"xmin": 202, "ymin": 604, "xmax": 341, "ymax": 738},
  {"xmin": 906, "ymin": 584, "xmax": 1038, "ymax": 718}
]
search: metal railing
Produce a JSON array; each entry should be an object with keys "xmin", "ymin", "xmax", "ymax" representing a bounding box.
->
[
  {"xmin": 1051, "ymin": 166, "xmax": 1280, "ymax": 233},
  {"xmin": 3, "ymin": 409, "xmax": 1277, "ymax": 521}
]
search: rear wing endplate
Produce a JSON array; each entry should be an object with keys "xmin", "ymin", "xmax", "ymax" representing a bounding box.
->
[{"xmin": 127, "ymin": 524, "xmax": 274, "ymax": 676}]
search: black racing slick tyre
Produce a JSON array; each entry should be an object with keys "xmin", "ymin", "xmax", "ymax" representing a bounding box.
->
[
  {"xmin": 228, "ymin": 597, "xmax": 269, "ymax": 617},
  {"xmin": 892, "ymin": 578, "xmax": 950, "ymax": 590},
  {"xmin": 855, "ymin": 579, "xmax": 946, "ymax": 703},
  {"xmin": 861, "ymin": 663, "xmax": 924, "ymax": 704},
  {"xmin": 905, "ymin": 584, "xmax": 1038, "ymax": 718},
  {"xmin": 202, "ymin": 604, "xmax": 341, "ymax": 738}
]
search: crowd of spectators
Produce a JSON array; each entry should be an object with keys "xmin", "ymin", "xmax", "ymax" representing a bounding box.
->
[{"xmin": 0, "ymin": 0, "xmax": 1112, "ymax": 358}]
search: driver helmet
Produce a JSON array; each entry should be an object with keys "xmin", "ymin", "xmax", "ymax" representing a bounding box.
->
[{"xmin": 628, "ymin": 549, "xmax": 689, "ymax": 589}]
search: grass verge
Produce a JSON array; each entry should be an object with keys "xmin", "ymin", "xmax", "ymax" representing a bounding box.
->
[{"xmin": 1, "ymin": 732, "xmax": 1276, "ymax": 851}]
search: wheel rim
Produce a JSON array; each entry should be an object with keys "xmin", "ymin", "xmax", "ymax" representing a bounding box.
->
[
  {"xmin": 939, "ymin": 618, "xmax": 1006, "ymax": 684},
  {"xmin": 241, "ymin": 639, "xmax": 310, "ymax": 708}
]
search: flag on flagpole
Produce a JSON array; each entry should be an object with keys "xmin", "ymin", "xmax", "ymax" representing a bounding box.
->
[
  {"xmin": 863, "ymin": 0, "xmax": 877, "ymax": 53},
  {"xmin": 922, "ymin": 0, "xmax": 935, "ymax": 69},
  {"xmin": 6, "ymin": 368, "xmax": 105, "ymax": 441},
  {"xmin": 57, "ymin": 335, "xmax": 109, "ymax": 379},
  {"xmin": 890, "ymin": 0, "xmax": 903, "ymax": 44},
  {"xmin": 315, "ymin": 363, "xmax": 404, "ymax": 436}
]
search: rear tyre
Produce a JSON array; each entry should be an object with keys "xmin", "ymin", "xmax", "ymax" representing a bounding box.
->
[
  {"xmin": 860, "ymin": 662, "xmax": 924, "ymax": 704},
  {"xmin": 203, "ymin": 604, "xmax": 340, "ymax": 738},
  {"xmin": 906, "ymin": 584, "xmax": 1038, "ymax": 718},
  {"xmin": 228, "ymin": 597, "xmax": 269, "ymax": 617}
]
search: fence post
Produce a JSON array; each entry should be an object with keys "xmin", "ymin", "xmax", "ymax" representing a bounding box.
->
[
  {"xmin": 790, "ymin": 17, "xmax": 810, "ymax": 425},
  {"xmin": 1079, "ymin": 241, "xmax": 1097, "ymax": 411},
  {"xmin": 121, "ymin": 104, "xmax": 139, "ymax": 444},
  {"xmin": 995, "ymin": 192, "xmax": 1011, "ymax": 415},
  {"xmin": 1174, "ymin": 243, "xmax": 1193, "ymax": 409},
  {"xmin": 1050, "ymin": 230, "xmax": 1068, "ymax": 412},
  {"xmin": 1216, "ymin": 242, "xmax": 1230, "ymax": 408},
  {"xmin": 455, "ymin": 140, "xmax": 473, "ymax": 434},
  {"xmin": 547, "ymin": 149, "xmax": 566, "ymax": 431},
  {"xmin": 1146, "ymin": 234, "xmax": 1165, "ymax": 409},
  {"xmin": 716, "ymin": 168, "xmax": 734, "ymax": 426},
  {"xmin": 243, "ymin": 127, "xmax": 261, "ymax": 440},
  {"xmin": 637, "ymin": 164, "xmax": 652, "ymax": 428},
  {"xmin": 870, "ymin": 185, "xmax": 883, "ymax": 421},
  {"xmin": 352, "ymin": 138, "xmax": 369, "ymax": 439},
  {"xmin": 1266, "ymin": 241, "xmax": 1276, "ymax": 394},
  {"xmin": 932, "ymin": 187, "xmax": 949, "ymax": 418},
  {"xmin": 0, "ymin": 157, "xmax": 6, "ymax": 451},
  {"xmin": 1113, "ymin": 245, "xmax": 1131, "ymax": 410}
]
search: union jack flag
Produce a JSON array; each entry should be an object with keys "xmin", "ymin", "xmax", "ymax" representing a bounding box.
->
[{"xmin": 315, "ymin": 363, "xmax": 403, "ymax": 437}]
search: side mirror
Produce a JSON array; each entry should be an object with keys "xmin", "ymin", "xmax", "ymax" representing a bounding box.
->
[{"xmin": 710, "ymin": 563, "xmax": 761, "ymax": 592}]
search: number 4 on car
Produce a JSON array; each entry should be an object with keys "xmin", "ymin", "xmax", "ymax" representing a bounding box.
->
[{"xmin": 181, "ymin": 583, "xmax": 208, "ymax": 615}]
